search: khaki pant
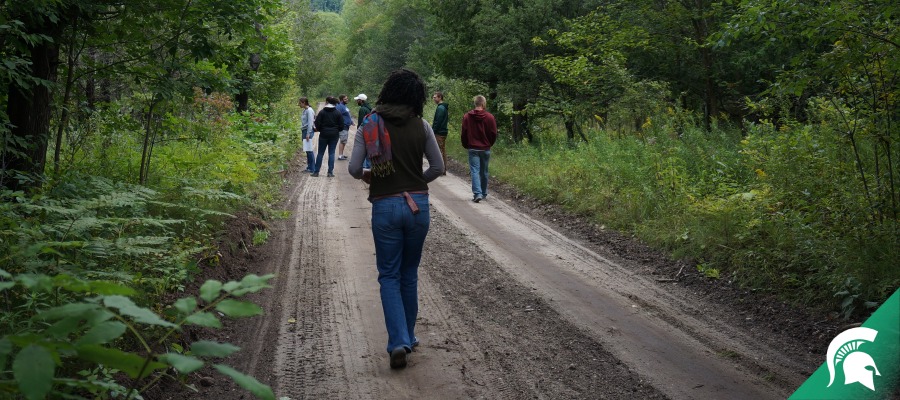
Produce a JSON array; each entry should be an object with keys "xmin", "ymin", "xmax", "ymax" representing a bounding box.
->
[{"xmin": 435, "ymin": 135, "xmax": 447, "ymax": 175}]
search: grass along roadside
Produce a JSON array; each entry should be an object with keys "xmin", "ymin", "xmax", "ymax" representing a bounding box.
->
[
  {"xmin": 443, "ymin": 118, "xmax": 898, "ymax": 320},
  {"xmin": 0, "ymin": 93, "xmax": 302, "ymax": 399}
]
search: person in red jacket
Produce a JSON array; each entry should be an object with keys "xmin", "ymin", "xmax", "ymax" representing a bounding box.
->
[{"xmin": 460, "ymin": 95, "xmax": 497, "ymax": 202}]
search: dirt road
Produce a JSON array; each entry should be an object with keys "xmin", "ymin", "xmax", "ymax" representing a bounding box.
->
[{"xmin": 182, "ymin": 135, "xmax": 826, "ymax": 399}]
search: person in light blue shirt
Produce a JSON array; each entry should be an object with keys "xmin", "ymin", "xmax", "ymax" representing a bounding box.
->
[
  {"xmin": 336, "ymin": 94, "xmax": 354, "ymax": 160},
  {"xmin": 299, "ymin": 97, "xmax": 316, "ymax": 173}
]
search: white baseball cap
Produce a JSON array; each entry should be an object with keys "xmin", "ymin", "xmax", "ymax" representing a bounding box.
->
[{"xmin": 353, "ymin": 94, "xmax": 367, "ymax": 101}]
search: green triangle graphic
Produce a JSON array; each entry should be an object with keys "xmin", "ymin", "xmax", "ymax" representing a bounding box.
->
[{"xmin": 790, "ymin": 289, "xmax": 899, "ymax": 399}]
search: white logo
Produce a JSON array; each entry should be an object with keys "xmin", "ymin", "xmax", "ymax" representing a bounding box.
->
[{"xmin": 826, "ymin": 327, "xmax": 881, "ymax": 391}]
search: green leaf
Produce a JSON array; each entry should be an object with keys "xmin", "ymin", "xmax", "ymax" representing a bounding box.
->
[
  {"xmin": 76, "ymin": 344, "xmax": 165, "ymax": 379},
  {"xmin": 222, "ymin": 281, "xmax": 241, "ymax": 293},
  {"xmin": 77, "ymin": 321, "xmax": 127, "ymax": 346},
  {"xmin": 53, "ymin": 274, "xmax": 90, "ymax": 292},
  {"xmin": 90, "ymin": 281, "xmax": 137, "ymax": 296},
  {"xmin": 215, "ymin": 299, "xmax": 262, "ymax": 318},
  {"xmin": 185, "ymin": 312, "xmax": 222, "ymax": 328},
  {"xmin": 103, "ymin": 296, "xmax": 176, "ymax": 327},
  {"xmin": 229, "ymin": 274, "xmax": 275, "ymax": 296},
  {"xmin": 159, "ymin": 353, "xmax": 204, "ymax": 374},
  {"xmin": 37, "ymin": 303, "xmax": 102, "ymax": 321},
  {"xmin": 200, "ymin": 280, "xmax": 223, "ymax": 303},
  {"xmin": 191, "ymin": 341, "xmax": 240, "ymax": 357},
  {"xmin": 14, "ymin": 344, "xmax": 55, "ymax": 400},
  {"xmin": 17, "ymin": 274, "xmax": 53, "ymax": 291},
  {"xmin": 174, "ymin": 297, "xmax": 198, "ymax": 315},
  {"xmin": 214, "ymin": 364, "xmax": 275, "ymax": 400},
  {"xmin": 44, "ymin": 316, "xmax": 83, "ymax": 339},
  {"xmin": 0, "ymin": 281, "xmax": 15, "ymax": 291},
  {"xmin": 0, "ymin": 337, "xmax": 12, "ymax": 371}
]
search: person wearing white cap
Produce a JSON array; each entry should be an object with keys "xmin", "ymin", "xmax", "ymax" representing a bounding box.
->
[{"xmin": 355, "ymin": 94, "xmax": 372, "ymax": 124}]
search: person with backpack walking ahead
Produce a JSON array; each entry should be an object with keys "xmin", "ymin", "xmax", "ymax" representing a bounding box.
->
[
  {"xmin": 460, "ymin": 95, "xmax": 497, "ymax": 202},
  {"xmin": 348, "ymin": 68, "xmax": 444, "ymax": 369}
]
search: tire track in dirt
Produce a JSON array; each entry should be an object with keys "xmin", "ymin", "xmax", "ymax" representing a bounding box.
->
[
  {"xmin": 426, "ymin": 173, "xmax": 805, "ymax": 399},
  {"xmin": 272, "ymin": 175, "xmax": 332, "ymax": 396},
  {"xmin": 188, "ymin": 130, "xmax": 815, "ymax": 399},
  {"xmin": 325, "ymin": 164, "xmax": 499, "ymax": 399},
  {"xmin": 243, "ymin": 132, "xmax": 502, "ymax": 399},
  {"xmin": 420, "ymin": 212, "xmax": 665, "ymax": 400},
  {"xmin": 229, "ymin": 176, "xmax": 306, "ymax": 387}
]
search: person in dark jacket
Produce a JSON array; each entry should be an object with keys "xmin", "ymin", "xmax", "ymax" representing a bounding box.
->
[
  {"xmin": 348, "ymin": 68, "xmax": 444, "ymax": 369},
  {"xmin": 313, "ymin": 96, "xmax": 343, "ymax": 177},
  {"xmin": 431, "ymin": 92, "xmax": 449, "ymax": 175},
  {"xmin": 355, "ymin": 93, "xmax": 372, "ymax": 123},
  {"xmin": 460, "ymin": 94, "xmax": 497, "ymax": 202}
]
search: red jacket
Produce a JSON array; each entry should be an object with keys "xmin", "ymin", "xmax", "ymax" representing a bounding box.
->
[{"xmin": 460, "ymin": 109, "xmax": 497, "ymax": 150}]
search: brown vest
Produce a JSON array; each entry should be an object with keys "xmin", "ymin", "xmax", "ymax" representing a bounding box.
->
[{"xmin": 368, "ymin": 118, "xmax": 429, "ymax": 198}]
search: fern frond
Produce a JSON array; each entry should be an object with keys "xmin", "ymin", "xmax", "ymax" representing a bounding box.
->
[
  {"xmin": 114, "ymin": 236, "xmax": 171, "ymax": 256},
  {"xmin": 181, "ymin": 187, "xmax": 245, "ymax": 202},
  {"xmin": 78, "ymin": 191, "xmax": 151, "ymax": 212}
]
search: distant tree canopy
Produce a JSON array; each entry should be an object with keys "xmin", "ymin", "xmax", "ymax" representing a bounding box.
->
[
  {"xmin": 0, "ymin": 0, "xmax": 328, "ymax": 190},
  {"xmin": 311, "ymin": 0, "xmax": 344, "ymax": 13}
]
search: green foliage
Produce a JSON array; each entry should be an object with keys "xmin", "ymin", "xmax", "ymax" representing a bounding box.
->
[
  {"xmin": 0, "ymin": 270, "xmax": 274, "ymax": 399},
  {"xmin": 338, "ymin": 0, "xmax": 431, "ymax": 94},
  {"xmin": 533, "ymin": 5, "xmax": 650, "ymax": 108},
  {"xmin": 311, "ymin": 0, "xmax": 344, "ymax": 13},
  {"xmin": 252, "ymin": 229, "xmax": 270, "ymax": 246},
  {"xmin": 720, "ymin": 0, "xmax": 900, "ymax": 222},
  {"xmin": 0, "ymin": 86, "xmax": 300, "ymax": 397},
  {"xmin": 489, "ymin": 103, "xmax": 899, "ymax": 314}
]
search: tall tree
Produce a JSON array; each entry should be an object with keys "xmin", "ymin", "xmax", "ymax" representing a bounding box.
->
[
  {"xmin": 427, "ymin": 0, "xmax": 600, "ymax": 142},
  {"xmin": 0, "ymin": 0, "xmax": 280, "ymax": 188},
  {"xmin": 2, "ymin": 1, "xmax": 85, "ymax": 190},
  {"xmin": 722, "ymin": 0, "xmax": 899, "ymax": 221}
]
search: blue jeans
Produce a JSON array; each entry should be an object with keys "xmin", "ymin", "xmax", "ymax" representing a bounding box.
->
[
  {"xmin": 371, "ymin": 193, "xmax": 430, "ymax": 354},
  {"xmin": 468, "ymin": 149, "xmax": 491, "ymax": 197},
  {"xmin": 304, "ymin": 132, "xmax": 316, "ymax": 171},
  {"xmin": 314, "ymin": 135, "xmax": 339, "ymax": 174}
]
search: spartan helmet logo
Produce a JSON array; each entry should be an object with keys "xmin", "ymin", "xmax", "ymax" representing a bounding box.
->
[{"xmin": 827, "ymin": 327, "xmax": 881, "ymax": 391}]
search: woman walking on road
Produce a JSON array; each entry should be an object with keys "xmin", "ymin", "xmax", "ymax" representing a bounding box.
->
[
  {"xmin": 348, "ymin": 68, "xmax": 444, "ymax": 369},
  {"xmin": 313, "ymin": 96, "xmax": 343, "ymax": 177}
]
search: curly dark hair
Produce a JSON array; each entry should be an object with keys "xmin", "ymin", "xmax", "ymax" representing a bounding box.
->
[{"xmin": 375, "ymin": 68, "xmax": 427, "ymax": 117}]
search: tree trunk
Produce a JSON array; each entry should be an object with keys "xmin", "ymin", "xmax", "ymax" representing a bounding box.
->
[
  {"xmin": 3, "ymin": 39, "xmax": 61, "ymax": 191},
  {"xmin": 236, "ymin": 91, "xmax": 249, "ymax": 113},
  {"xmin": 511, "ymin": 100, "xmax": 528, "ymax": 143},
  {"xmin": 139, "ymin": 98, "xmax": 158, "ymax": 185},
  {"xmin": 701, "ymin": 46, "xmax": 717, "ymax": 130},
  {"xmin": 54, "ymin": 17, "xmax": 80, "ymax": 176},
  {"xmin": 690, "ymin": 0, "xmax": 717, "ymax": 131}
]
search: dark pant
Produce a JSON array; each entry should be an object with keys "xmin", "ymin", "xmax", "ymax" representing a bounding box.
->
[{"xmin": 314, "ymin": 135, "xmax": 339, "ymax": 174}]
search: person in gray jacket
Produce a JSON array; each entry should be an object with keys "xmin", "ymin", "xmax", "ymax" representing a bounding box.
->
[{"xmin": 299, "ymin": 97, "xmax": 316, "ymax": 173}]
